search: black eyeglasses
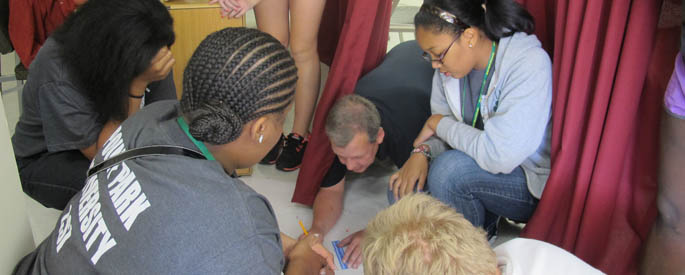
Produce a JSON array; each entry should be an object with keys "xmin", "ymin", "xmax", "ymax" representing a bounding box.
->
[
  {"xmin": 422, "ymin": 36, "xmax": 458, "ymax": 64},
  {"xmin": 419, "ymin": 3, "xmax": 469, "ymax": 64}
]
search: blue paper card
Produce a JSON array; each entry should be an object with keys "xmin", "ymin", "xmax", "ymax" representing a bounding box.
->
[{"xmin": 331, "ymin": 240, "xmax": 348, "ymax": 270}]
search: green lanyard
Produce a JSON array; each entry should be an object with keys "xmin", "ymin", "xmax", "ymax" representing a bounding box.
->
[
  {"xmin": 177, "ymin": 117, "xmax": 216, "ymax": 161},
  {"xmin": 461, "ymin": 41, "xmax": 497, "ymax": 128}
]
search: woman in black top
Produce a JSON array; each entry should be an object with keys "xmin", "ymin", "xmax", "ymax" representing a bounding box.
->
[{"xmin": 12, "ymin": 0, "xmax": 176, "ymax": 209}]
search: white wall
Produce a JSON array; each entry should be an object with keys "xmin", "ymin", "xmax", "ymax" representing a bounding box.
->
[{"xmin": 0, "ymin": 94, "xmax": 34, "ymax": 273}]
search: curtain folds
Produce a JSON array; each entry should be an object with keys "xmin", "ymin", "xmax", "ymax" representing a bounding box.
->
[
  {"xmin": 520, "ymin": 0, "xmax": 665, "ymax": 273},
  {"xmin": 292, "ymin": 0, "xmax": 392, "ymax": 205}
]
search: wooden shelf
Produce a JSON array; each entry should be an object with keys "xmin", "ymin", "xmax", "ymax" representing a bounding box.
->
[
  {"xmin": 164, "ymin": 0, "xmax": 224, "ymax": 10},
  {"xmin": 164, "ymin": 0, "xmax": 245, "ymax": 99}
]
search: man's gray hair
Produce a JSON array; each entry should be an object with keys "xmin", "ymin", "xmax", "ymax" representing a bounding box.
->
[{"xmin": 325, "ymin": 94, "xmax": 381, "ymax": 147}]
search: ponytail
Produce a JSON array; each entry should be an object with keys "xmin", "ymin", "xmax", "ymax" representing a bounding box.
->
[
  {"xmin": 415, "ymin": 0, "xmax": 535, "ymax": 41},
  {"xmin": 482, "ymin": 0, "xmax": 534, "ymax": 40}
]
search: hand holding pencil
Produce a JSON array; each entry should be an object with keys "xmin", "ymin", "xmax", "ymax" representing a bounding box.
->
[{"xmin": 298, "ymin": 220, "xmax": 336, "ymax": 271}]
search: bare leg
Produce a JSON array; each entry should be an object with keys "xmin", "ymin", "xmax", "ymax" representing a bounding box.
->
[
  {"xmin": 641, "ymin": 112, "xmax": 685, "ymax": 274},
  {"xmin": 254, "ymin": 0, "xmax": 290, "ymax": 47},
  {"xmin": 288, "ymin": 0, "xmax": 326, "ymax": 136}
]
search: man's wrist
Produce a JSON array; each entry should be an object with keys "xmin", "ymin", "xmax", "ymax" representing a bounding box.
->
[{"xmin": 308, "ymin": 226, "xmax": 325, "ymax": 237}]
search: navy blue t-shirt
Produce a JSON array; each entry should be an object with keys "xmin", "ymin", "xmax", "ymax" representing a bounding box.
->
[{"xmin": 320, "ymin": 41, "xmax": 433, "ymax": 187}]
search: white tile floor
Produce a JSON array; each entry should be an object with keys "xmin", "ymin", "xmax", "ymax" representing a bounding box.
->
[{"xmin": 2, "ymin": 1, "xmax": 520, "ymax": 273}]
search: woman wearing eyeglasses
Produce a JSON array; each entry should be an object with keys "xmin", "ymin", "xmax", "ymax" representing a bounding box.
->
[{"xmin": 389, "ymin": 0, "xmax": 552, "ymax": 240}]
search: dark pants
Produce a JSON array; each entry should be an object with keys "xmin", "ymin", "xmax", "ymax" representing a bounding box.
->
[
  {"xmin": 17, "ymin": 150, "xmax": 90, "ymax": 210},
  {"xmin": 14, "ymin": 73, "xmax": 176, "ymax": 210}
]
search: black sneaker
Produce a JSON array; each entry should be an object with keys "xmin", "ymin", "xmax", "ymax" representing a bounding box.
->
[
  {"xmin": 486, "ymin": 217, "xmax": 501, "ymax": 246},
  {"xmin": 260, "ymin": 134, "xmax": 284, "ymax": 165},
  {"xmin": 487, "ymin": 230, "xmax": 498, "ymax": 246},
  {"xmin": 276, "ymin": 133, "xmax": 308, "ymax": 171}
]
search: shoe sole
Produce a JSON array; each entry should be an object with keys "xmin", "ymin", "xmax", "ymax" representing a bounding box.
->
[
  {"xmin": 260, "ymin": 149, "xmax": 282, "ymax": 165},
  {"xmin": 276, "ymin": 165, "xmax": 301, "ymax": 171},
  {"xmin": 259, "ymin": 159, "xmax": 278, "ymax": 165}
]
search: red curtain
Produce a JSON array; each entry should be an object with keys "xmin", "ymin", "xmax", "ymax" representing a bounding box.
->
[
  {"xmin": 519, "ymin": 0, "xmax": 668, "ymax": 274},
  {"xmin": 292, "ymin": 0, "xmax": 393, "ymax": 205}
]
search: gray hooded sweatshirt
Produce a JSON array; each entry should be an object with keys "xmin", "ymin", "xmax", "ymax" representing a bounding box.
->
[{"xmin": 427, "ymin": 32, "xmax": 552, "ymax": 198}]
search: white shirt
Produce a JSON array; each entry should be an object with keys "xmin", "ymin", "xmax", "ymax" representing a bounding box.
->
[{"xmin": 494, "ymin": 238, "xmax": 605, "ymax": 275}]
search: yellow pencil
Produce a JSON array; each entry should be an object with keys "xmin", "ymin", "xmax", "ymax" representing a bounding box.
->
[{"xmin": 299, "ymin": 220, "xmax": 309, "ymax": 236}]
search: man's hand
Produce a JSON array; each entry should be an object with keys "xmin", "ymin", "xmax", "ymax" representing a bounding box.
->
[
  {"xmin": 299, "ymin": 226, "xmax": 324, "ymax": 241},
  {"xmin": 338, "ymin": 229, "xmax": 365, "ymax": 269},
  {"xmin": 209, "ymin": 0, "xmax": 260, "ymax": 18},
  {"xmin": 130, "ymin": 47, "xmax": 174, "ymax": 96},
  {"xmin": 287, "ymin": 233, "xmax": 336, "ymax": 274},
  {"xmin": 413, "ymin": 114, "xmax": 444, "ymax": 147},
  {"xmin": 389, "ymin": 153, "xmax": 428, "ymax": 201}
]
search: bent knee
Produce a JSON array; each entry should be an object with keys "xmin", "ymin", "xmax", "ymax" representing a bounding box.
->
[
  {"xmin": 427, "ymin": 151, "xmax": 479, "ymax": 193},
  {"xmin": 657, "ymin": 194, "xmax": 685, "ymax": 235},
  {"xmin": 432, "ymin": 150, "xmax": 478, "ymax": 168},
  {"xmin": 429, "ymin": 151, "xmax": 479, "ymax": 179}
]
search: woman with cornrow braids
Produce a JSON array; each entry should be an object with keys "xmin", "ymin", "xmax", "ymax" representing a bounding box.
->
[{"xmin": 13, "ymin": 27, "xmax": 335, "ymax": 275}]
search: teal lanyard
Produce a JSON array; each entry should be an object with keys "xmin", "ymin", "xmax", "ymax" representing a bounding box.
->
[
  {"xmin": 177, "ymin": 117, "xmax": 216, "ymax": 161},
  {"xmin": 461, "ymin": 41, "xmax": 497, "ymax": 128}
]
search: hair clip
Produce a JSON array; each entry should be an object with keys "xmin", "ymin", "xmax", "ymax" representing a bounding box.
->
[
  {"xmin": 439, "ymin": 11, "xmax": 456, "ymax": 24},
  {"xmin": 421, "ymin": 4, "xmax": 469, "ymax": 29}
]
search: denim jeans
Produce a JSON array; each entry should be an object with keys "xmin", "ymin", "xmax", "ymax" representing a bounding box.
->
[
  {"xmin": 426, "ymin": 150, "xmax": 538, "ymax": 235},
  {"xmin": 16, "ymin": 150, "xmax": 90, "ymax": 210},
  {"xmin": 386, "ymin": 186, "xmax": 426, "ymax": 206}
]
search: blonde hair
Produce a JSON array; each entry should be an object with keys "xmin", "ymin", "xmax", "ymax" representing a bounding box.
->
[{"xmin": 362, "ymin": 194, "xmax": 497, "ymax": 275}]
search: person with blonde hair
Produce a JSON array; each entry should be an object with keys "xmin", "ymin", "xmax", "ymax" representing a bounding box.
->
[
  {"xmin": 362, "ymin": 194, "xmax": 604, "ymax": 275},
  {"xmin": 363, "ymin": 193, "xmax": 497, "ymax": 275}
]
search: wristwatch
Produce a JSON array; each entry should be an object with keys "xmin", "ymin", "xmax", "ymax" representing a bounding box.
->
[{"xmin": 411, "ymin": 144, "xmax": 432, "ymax": 161}]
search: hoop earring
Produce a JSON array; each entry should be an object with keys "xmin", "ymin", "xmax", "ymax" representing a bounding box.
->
[{"xmin": 258, "ymin": 135, "xmax": 264, "ymax": 144}]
